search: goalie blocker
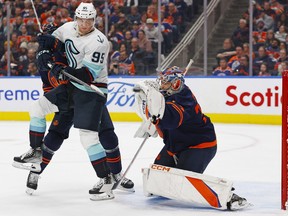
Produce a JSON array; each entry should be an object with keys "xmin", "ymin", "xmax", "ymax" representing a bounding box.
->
[{"xmin": 142, "ymin": 164, "xmax": 251, "ymax": 210}]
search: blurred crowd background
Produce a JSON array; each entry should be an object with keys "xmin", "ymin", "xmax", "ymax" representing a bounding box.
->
[{"xmin": 0, "ymin": 0, "xmax": 287, "ymax": 77}]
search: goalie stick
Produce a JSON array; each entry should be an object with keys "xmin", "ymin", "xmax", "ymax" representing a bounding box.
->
[
  {"xmin": 183, "ymin": 59, "xmax": 194, "ymax": 76},
  {"xmin": 112, "ymin": 135, "xmax": 149, "ymax": 190}
]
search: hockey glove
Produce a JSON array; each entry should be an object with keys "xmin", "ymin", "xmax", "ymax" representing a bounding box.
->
[
  {"xmin": 134, "ymin": 80, "xmax": 165, "ymax": 124},
  {"xmin": 48, "ymin": 63, "xmax": 68, "ymax": 88},
  {"xmin": 37, "ymin": 34, "xmax": 64, "ymax": 52},
  {"xmin": 134, "ymin": 120, "xmax": 158, "ymax": 138},
  {"xmin": 146, "ymin": 87, "xmax": 165, "ymax": 123},
  {"xmin": 36, "ymin": 49, "xmax": 52, "ymax": 72}
]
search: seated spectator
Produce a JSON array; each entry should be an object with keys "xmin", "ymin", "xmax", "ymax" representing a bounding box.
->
[
  {"xmin": 212, "ymin": 58, "xmax": 232, "ymax": 76},
  {"xmin": 17, "ymin": 24, "xmax": 32, "ymax": 45},
  {"xmin": 263, "ymin": 1, "xmax": 276, "ymax": 19},
  {"xmin": 258, "ymin": 63, "xmax": 271, "ymax": 76},
  {"xmin": 242, "ymin": 42, "xmax": 255, "ymax": 59},
  {"xmin": 256, "ymin": 10, "xmax": 274, "ymax": 31},
  {"xmin": 278, "ymin": 61, "xmax": 287, "ymax": 75},
  {"xmin": 118, "ymin": 51, "xmax": 135, "ymax": 75},
  {"xmin": 174, "ymin": 0, "xmax": 188, "ymax": 22},
  {"xmin": 127, "ymin": 6, "xmax": 141, "ymax": 24},
  {"xmin": 17, "ymin": 41, "xmax": 28, "ymax": 74},
  {"xmin": 275, "ymin": 13, "xmax": 288, "ymax": 31},
  {"xmin": 280, "ymin": 42, "xmax": 287, "ymax": 52},
  {"xmin": 146, "ymin": 4, "xmax": 158, "ymax": 21},
  {"xmin": 274, "ymin": 49, "xmax": 288, "ymax": 70},
  {"xmin": 123, "ymin": 30, "xmax": 133, "ymax": 52},
  {"xmin": 264, "ymin": 29, "xmax": 275, "ymax": 48},
  {"xmin": 164, "ymin": 2, "xmax": 183, "ymax": 41},
  {"xmin": 253, "ymin": 46, "xmax": 276, "ymax": 74},
  {"xmin": 137, "ymin": 30, "xmax": 153, "ymax": 53},
  {"xmin": 232, "ymin": 19, "xmax": 249, "ymax": 47},
  {"xmin": 25, "ymin": 62, "xmax": 39, "ymax": 76},
  {"xmin": 108, "ymin": 4, "xmax": 122, "ymax": 25},
  {"xmin": 144, "ymin": 18, "xmax": 163, "ymax": 50},
  {"xmin": 0, "ymin": 51, "xmax": 20, "ymax": 76},
  {"xmin": 131, "ymin": 20, "xmax": 141, "ymax": 37},
  {"xmin": 60, "ymin": 8, "xmax": 73, "ymax": 25},
  {"xmin": 216, "ymin": 38, "xmax": 235, "ymax": 65},
  {"xmin": 128, "ymin": 37, "xmax": 146, "ymax": 74},
  {"xmin": 275, "ymin": 25, "xmax": 287, "ymax": 42},
  {"xmin": 266, "ymin": 38, "xmax": 281, "ymax": 59},
  {"xmin": 228, "ymin": 45, "xmax": 243, "ymax": 70},
  {"xmin": 233, "ymin": 55, "xmax": 250, "ymax": 76},
  {"xmin": 116, "ymin": 13, "xmax": 131, "ymax": 33},
  {"xmin": 254, "ymin": 19, "xmax": 267, "ymax": 37}
]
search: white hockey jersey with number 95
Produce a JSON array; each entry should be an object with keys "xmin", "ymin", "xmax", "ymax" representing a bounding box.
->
[{"xmin": 52, "ymin": 21, "xmax": 109, "ymax": 92}]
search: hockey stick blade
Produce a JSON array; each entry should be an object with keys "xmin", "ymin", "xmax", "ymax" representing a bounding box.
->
[{"xmin": 112, "ymin": 135, "xmax": 149, "ymax": 190}]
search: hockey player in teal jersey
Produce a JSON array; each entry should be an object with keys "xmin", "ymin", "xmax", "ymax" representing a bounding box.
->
[{"xmin": 13, "ymin": 2, "xmax": 133, "ymax": 200}]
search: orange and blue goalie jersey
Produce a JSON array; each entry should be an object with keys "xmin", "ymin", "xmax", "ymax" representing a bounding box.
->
[{"xmin": 156, "ymin": 85, "xmax": 217, "ymax": 154}]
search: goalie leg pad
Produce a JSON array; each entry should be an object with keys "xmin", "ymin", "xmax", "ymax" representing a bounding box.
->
[{"xmin": 142, "ymin": 164, "xmax": 233, "ymax": 210}]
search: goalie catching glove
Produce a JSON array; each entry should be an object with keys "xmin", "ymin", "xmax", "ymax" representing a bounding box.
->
[
  {"xmin": 134, "ymin": 80, "xmax": 165, "ymax": 123},
  {"xmin": 133, "ymin": 80, "xmax": 165, "ymax": 138}
]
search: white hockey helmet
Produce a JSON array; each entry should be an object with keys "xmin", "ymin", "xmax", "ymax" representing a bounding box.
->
[{"xmin": 75, "ymin": 2, "xmax": 97, "ymax": 19}]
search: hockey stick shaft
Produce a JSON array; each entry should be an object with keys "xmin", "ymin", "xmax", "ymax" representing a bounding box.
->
[
  {"xmin": 113, "ymin": 135, "xmax": 149, "ymax": 189},
  {"xmin": 61, "ymin": 70, "xmax": 106, "ymax": 97},
  {"xmin": 183, "ymin": 59, "xmax": 194, "ymax": 76},
  {"xmin": 30, "ymin": 0, "xmax": 43, "ymax": 33},
  {"xmin": 47, "ymin": 63, "xmax": 105, "ymax": 97}
]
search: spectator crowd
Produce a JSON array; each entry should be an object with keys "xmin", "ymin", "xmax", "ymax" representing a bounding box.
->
[
  {"xmin": 0, "ymin": 0, "xmax": 199, "ymax": 76},
  {"xmin": 212, "ymin": 0, "xmax": 288, "ymax": 76}
]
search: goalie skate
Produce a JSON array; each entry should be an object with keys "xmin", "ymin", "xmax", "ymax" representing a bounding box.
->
[
  {"xmin": 12, "ymin": 147, "xmax": 42, "ymax": 172},
  {"xmin": 89, "ymin": 174, "xmax": 114, "ymax": 201},
  {"xmin": 227, "ymin": 193, "xmax": 252, "ymax": 210},
  {"xmin": 26, "ymin": 172, "xmax": 40, "ymax": 195},
  {"xmin": 112, "ymin": 172, "xmax": 135, "ymax": 192}
]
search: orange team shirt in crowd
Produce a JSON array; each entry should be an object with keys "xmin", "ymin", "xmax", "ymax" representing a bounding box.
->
[
  {"xmin": 253, "ymin": 31, "xmax": 267, "ymax": 43},
  {"xmin": 111, "ymin": 0, "xmax": 125, "ymax": 6}
]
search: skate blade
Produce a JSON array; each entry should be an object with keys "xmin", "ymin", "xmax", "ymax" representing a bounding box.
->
[
  {"xmin": 90, "ymin": 192, "xmax": 114, "ymax": 201},
  {"xmin": 12, "ymin": 162, "xmax": 41, "ymax": 172},
  {"xmin": 26, "ymin": 188, "xmax": 35, "ymax": 195},
  {"xmin": 230, "ymin": 201, "xmax": 253, "ymax": 210},
  {"xmin": 115, "ymin": 185, "xmax": 135, "ymax": 193}
]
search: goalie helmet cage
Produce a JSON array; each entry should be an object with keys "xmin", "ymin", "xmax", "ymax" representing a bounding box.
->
[{"xmin": 282, "ymin": 70, "xmax": 288, "ymax": 210}]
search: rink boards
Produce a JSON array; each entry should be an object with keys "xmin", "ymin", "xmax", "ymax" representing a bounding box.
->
[{"xmin": 0, "ymin": 76, "xmax": 282, "ymax": 124}]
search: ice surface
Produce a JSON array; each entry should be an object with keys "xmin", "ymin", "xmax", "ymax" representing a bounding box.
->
[{"xmin": 0, "ymin": 121, "xmax": 286, "ymax": 216}]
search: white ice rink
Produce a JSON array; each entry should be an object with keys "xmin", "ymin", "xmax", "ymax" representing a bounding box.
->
[{"xmin": 0, "ymin": 121, "xmax": 286, "ymax": 216}]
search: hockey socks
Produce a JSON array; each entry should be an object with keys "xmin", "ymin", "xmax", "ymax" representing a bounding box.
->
[
  {"xmin": 29, "ymin": 117, "xmax": 46, "ymax": 149},
  {"xmin": 87, "ymin": 144, "xmax": 110, "ymax": 178},
  {"xmin": 105, "ymin": 146, "xmax": 122, "ymax": 174}
]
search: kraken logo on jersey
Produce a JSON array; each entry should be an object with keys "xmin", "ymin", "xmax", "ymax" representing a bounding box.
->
[{"xmin": 65, "ymin": 39, "xmax": 80, "ymax": 68}]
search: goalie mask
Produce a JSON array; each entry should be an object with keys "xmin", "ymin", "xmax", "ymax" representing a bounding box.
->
[{"xmin": 158, "ymin": 66, "xmax": 185, "ymax": 97}]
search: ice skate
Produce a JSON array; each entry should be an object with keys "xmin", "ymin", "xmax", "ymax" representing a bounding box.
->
[
  {"xmin": 26, "ymin": 172, "xmax": 40, "ymax": 195},
  {"xmin": 227, "ymin": 193, "xmax": 252, "ymax": 210},
  {"xmin": 89, "ymin": 174, "xmax": 114, "ymax": 201},
  {"xmin": 112, "ymin": 172, "xmax": 135, "ymax": 192},
  {"xmin": 12, "ymin": 147, "xmax": 42, "ymax": 172}
]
